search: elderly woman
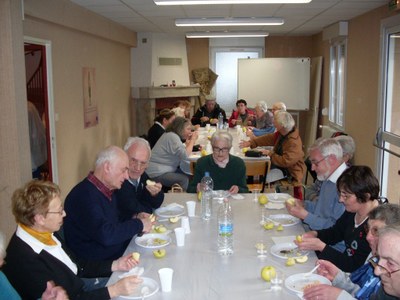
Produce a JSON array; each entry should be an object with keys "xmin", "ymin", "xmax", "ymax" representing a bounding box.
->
[
  {"xmin": 187, "ymin": 132, "xmax": 248, "ymax": 194},
  {"xmin": 147, "ymin": 108, "xmax": 176, "ymax": 149},
  {"xmin": 297, "ymin": 166, "xmax": 385, "ymax": 273},
  {"xmin": 0, "ymin": 231, "xmax": 69, "ymax": 300},
  {"xmin": 146, "ymin": 116, "xmax": 198, "ymax": 191},
  {"xmin": 302, "ymin": 204, "xmax": 400, "ymax": 300},
  {"xmin": 3, "ymin": 180, "xmax": 142, "ymax": 300},
  {"xmin": 246, "ymin": 101, "xmax": 275, "ymax": 137},
  {"xmin": 240, "ymin": 111, "xmax": 306, "ymax": 184}
]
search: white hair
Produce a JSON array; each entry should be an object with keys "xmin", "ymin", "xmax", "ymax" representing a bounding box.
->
[
  {"xmin": 275, "ymin": 111, "xmax": 295, "ymax": 131},
  {"xmin": 211, "ymin": 131, "xmax": 233, "ymax": 148},
  {"xmin": 95, "ymin": 145, "xmax": 124, "ymax": 168},
  {"xmin": 272, "ymin": 102, "xmax": 287, "ymax": 112},
  {"xmin": 124, "ymin": 137, "xmax": 151, "ymax": 157},
  {"xmin": 309, "ymin": 137, "xmax": 343, "ymax": 160},
  {"xmin": 255, "ymin": 101, "xmax": 269, "ymax": 113},
  {"xmin": 334, "ymin": 135, "xmax": 356, "ymax": 159}
]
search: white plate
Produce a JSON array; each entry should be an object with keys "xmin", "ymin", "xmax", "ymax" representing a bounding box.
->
[
  {"xmin": 285, "ymin": 273, "xmax": 331, "ymax": 295},
  {"xmin": 270, "ymin": 242, "xmax": 309, "ymax": 259},
  {"xmin": 154, "ymin": 205, "xmax": 185, "ymax": 218},
  {"xmin": 135, "ymin": 233, "xmax": 171, "ymax": 249},
  {"xmin": 268, "ymin": 214, "xmax": 300, "ymax": 226},
  {"xmin": 266, "ymin": 193, "xmax": 292, "ymax": 203},
  {"xmin": 120, "ymin": 277, "xmax": 159, "ymax": 299}
]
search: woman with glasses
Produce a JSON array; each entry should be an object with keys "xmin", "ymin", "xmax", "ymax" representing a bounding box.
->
[
  {"xmin": 297, "ymin": 166, "xmax": 385, "ymax": 273},
  {"xmin": 146, "ymin": 116, "xmax": 199, "ymax": 191},
  {"xmin": 2, "ymin": 180, "xmax": 143, "ymax": 300},
  {"xmin": 302, "ymin": 204, "xmax": 400, "ymax": 300},
  {"xmin": 187, "ymin": 131, "xmax": 248, "ymax": 194}
]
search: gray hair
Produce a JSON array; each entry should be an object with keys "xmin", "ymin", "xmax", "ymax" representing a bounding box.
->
[
  {"xmin": 255, "ymin": 101, "xmax": 269, "ymax": 113},
  {"xmin": 334, "ymin": 135, "xmax": 356, "ymax": 160},
  {"xmin": 369, "ymin": 204, "xmax": 400, "ymax": 225},
  {"xmin": 309, "ymin": 137, "xmax": 343, "ymax": 160},
  {"xmin": 95, "ymin": 145, "xmax": 125, "ymax": 168},
  {"xmin": 124, "ymin": 137, "xmax": 151, "ymax": 157},
  {"xmin": 378, "ymin": 223, "xmax": 400, "ymax": 240},
  {"xmin": 166, "ymin": 117, "xmax": 191, "ymax": 139},
  {"xmin": 272, "ymin": 102, "xmax": 287, "ymax": 112},
  {"xmin": 0, "ymin": 232, "xmax": 5, "ymax": 260},
  {"xmin": 274, "ymin": 111, "xmax": 295, "ymax": 131},
  {"xmin": 211, "ymin": 131, "xmax": 233, "ymax": 148}
]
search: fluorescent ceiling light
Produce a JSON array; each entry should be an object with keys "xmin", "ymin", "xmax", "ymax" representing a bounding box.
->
[
  {"xmin": 176, "ymin": 17, "xmax": 284, "ymax": 26},
  {"xmin": 186, "ymin": 31, "xmax": 269, "ymax": 38},
  {"xmin": 155, "ymin": 0, "xmax": 311, "ymax": 5}
]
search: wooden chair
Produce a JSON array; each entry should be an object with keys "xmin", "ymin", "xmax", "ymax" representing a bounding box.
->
[{"xmin": 245, "ymin": 160, "xmax": 270, "ymax": 193}]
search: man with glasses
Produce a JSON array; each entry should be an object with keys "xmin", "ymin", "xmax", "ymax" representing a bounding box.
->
[
  {"xmin": 64, "ymin": 145, "xmax": 153, "ymax": 261},
  {"xmin": 286, "ymin": 138, "xmax": 346, "ymax": 231},
  {"xmin": 370, "ymin": 225, "xmax": 400, "ymax": 299},
  {"xmin": 187, "ymin": 131, "xmax": 248, "ymax": 194},
  {"xmin": 115, "ymin": 137, "xmax": 164, "ymax": 221}
]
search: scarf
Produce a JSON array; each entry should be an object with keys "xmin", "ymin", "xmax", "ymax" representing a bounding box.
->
[{"xmin": 19, "ymin": 223, "xmax": 57, "ymax": 246}]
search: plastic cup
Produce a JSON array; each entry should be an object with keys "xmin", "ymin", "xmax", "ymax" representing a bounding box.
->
[
  {"xmin": 158, "ymin": 268, "xmax": 174, "ymax": 292},
  {"xmin": 174, "ymin": 227, "xmax": 185, "ymax": 246},
  {"xmin": 181, "ymin": 216, "xmax": 191, "ymax": 234},
  {"xmin": 205, "ymin": 124, "xmax": 211, "ymax": 130},
  {"xmin": 186, "ymin": 201, "xmax": 196, "ymax": 217}
]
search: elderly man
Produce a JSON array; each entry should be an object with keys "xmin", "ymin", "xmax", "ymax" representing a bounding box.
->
[
  {"xmin": 286, "ymin": 138, "xmax": 346, "ymax": 231},
  {"xmin": 271, "ymin": 101, "xmax": 287, "ymax": 114},
  {"xmin": 191, "ymin": 96, "xmax": 226, "ymax": 127},
  {"xmin": 64, "ymin": 145, "xmax": 153, "ymax": 261},
  {"xmin": 115, "ymin": 137, "xmax": 164, "ymax": 221}
]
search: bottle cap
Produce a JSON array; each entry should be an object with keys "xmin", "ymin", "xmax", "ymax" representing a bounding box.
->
[{"xmin": 205, "ymin": 172, "xmax": 210, "ymax": 177}]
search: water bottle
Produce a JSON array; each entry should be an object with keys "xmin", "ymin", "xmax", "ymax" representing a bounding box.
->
[
  {"xmin": 201, "ymin": 172, "xmax": 214, "ymax": 220},
  {"xmin": 218, "ymin": 112, "xmax": 224, "ymax": 130},
  {"xmin": 218, "ymin": 198, "xmax": 234, "ymax": 255}
]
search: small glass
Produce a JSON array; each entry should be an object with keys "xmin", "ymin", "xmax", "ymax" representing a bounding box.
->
[
  {"xmin": 255, "ymin": 241, "xmax": 267, "ymax": 257},
  {"xmin": 259, "ymin": 206, "xmax": 266, "ymax": 225},
  {"xmin": 252, "ymin": 188, "xmax": 261, "ymax": 202},
  {"xmin": 271, "ymin": 270, "xmax": 284, "ymax": 290}
]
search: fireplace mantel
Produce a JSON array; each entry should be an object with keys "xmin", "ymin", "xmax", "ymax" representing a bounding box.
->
[{"xmin": 139, "ymin": 86, "xmax": 200, "ymax": 99}]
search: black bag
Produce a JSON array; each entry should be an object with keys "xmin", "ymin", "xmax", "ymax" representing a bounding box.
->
[{"xmin": 245, "ymin": 150, "xmax": 262, "ymax": 157}]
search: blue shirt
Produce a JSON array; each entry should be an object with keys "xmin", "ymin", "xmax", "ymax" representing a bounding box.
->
[{"xmin": 0, "ymin": 271, "xmax": 21, "ymax": 300}]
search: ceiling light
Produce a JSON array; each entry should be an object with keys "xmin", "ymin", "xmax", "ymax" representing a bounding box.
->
[
  {"xmin": 186, "ymin": 31, "xmax": 269, "ymax": 38},
  {"xmin": 176, "ymin": 17, "xmax": 284, "ymax": 26},
  {"xmin": 155, "ymin": 0, "xmax": 311, "ymax": 5}
]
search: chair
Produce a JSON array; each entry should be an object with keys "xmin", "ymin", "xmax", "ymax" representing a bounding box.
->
[{"xmin": 245, "ymin": 160, "xmax": 270, "ymax": 193}]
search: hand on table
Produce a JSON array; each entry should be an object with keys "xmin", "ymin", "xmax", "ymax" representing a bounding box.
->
[
  {"xmin": 138, "ymin": 214, "xmax": 153, "ymax": 233},
  {"xmin": 41, "ymin": 281, "xmax": 69, "ymax": 300},
  {"xmin": 316, "ymin": 259, "xmax": 339, "ymax": 282},
  {"xmin": 209, "ymin": 118, "xmax": 218, "ymax": 125},
  {"xmin": 285, "ymin": 200, "xmax": 308, "ymax": 220},
  {"xmin": 297, "ymin": 236, "xmax": 326, "ymax": 252},
  {"xmin": 228, "ymin": 185, "xmax": 239, "ymax": 194},
  {"xmin": 112, "ymin": 253, "xmax": 139, "ymax": 272},
  {"xmin": 108, "ymin": 276, "xmax": 143, "ymax": 298},
  {"xmin": 303, "ymin": 284, "xmax": 342, "ymax": 300},
  {"xmin": 246, "ymin": 130, "xmax": 255, "ymax": 138},
  {"xmin": 200, "ymin": 116, "xmax": 209, "ymax": 123},
  {"xmin": 239, "ymin": 140, "xmax": 251, "ymax": 148},
  {"xmin": 146, "ymin": 182, "xmax": 162, "ymax": 196}
]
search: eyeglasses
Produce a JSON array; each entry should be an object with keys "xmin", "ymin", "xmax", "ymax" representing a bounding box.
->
[
  {"xmin": 339, "ymin": 191, "xmax": 354, "ymax": 201},
  {"xmin": 47, "ymin": 208, "xmax": 64, "ymax": 216},
  {"xmin": 310, "ymin": 156, "xmax": 328, "ymax": 167},
  {"xmin": 129, "ymin": 157, "xmax": 148, "ymax": 169},
  {"xmin": 369, "ymin": 256, "xmax": 400, "ymax": 278},
  {"xmin": 366, "ymin": 225, "xmax": 380, "ymax": 237},
  {"xmin": 212, "ymin": 147, "xmax": 230, "ymax": 154}
]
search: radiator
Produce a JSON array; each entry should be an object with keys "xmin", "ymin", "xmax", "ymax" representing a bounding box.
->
[{"xmin": 319, "ymin": 125, "xmax": 337, "ymax": 138}]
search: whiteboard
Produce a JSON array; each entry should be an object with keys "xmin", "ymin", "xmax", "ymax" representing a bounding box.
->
[{"xmin": 237, "ymin": 58, "xmax": 310, "ymax": 110}]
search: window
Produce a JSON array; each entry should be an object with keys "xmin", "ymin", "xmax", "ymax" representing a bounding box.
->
[{"xmin": 329, "ymin": 39, "xmax": 347, "ymax": 128}]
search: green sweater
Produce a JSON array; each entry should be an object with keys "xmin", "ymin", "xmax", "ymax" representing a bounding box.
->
[{"xmin": 187, "ymin": 154, "xmax": 249, "ymax": 193}]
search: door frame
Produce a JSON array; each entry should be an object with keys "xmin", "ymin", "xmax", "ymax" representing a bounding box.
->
[{"xmin": 24, "ymin": 36, "xmax": 59, "ymax": 184}]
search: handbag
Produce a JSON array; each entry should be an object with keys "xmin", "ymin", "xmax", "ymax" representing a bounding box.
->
[{"xmin": 245, "ymin": 150, "xmax": 263, "ymax": 157}]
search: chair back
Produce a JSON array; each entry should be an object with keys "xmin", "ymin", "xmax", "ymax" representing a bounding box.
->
[{"xmin": 245, "ymin": 160, "xmax": 270, "ymax": 192}]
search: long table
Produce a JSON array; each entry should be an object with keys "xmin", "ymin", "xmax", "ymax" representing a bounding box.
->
[{"xmin": 108, "ymin": 193, "xmax": 317, "ymax": 300}]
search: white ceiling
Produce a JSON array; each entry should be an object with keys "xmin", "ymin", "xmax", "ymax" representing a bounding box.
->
[{"xmin": 70, "ymin": 0, "xmax": 388, "ymax": 36}]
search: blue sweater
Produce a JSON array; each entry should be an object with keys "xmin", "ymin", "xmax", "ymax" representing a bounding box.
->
[
  {"xmin": 64, "ymin": 178, "xmax": 144, "ymax": 261},
  {"xmin": 0, "ymin": 271, "xmax": 21, "ymax": 300}
]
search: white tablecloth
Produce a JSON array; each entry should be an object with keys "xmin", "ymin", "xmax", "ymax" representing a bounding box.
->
[{"xmin": 108, "ymin": 193, "xmax": 317, "ymax": 300}]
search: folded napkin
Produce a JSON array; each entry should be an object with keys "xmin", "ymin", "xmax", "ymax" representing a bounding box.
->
[
  {"xmin": 118, "ymin": 266, "xmax": 144, "ymax": 279},
  {"xmin": 164, "ymin": 203, "xmax": 184, "ymax": 209},
  {"xmin": 265, "ymin": 202, "xmax": 285, "ymax": 210},
  {"xmin": 271, "ymin": 235, "xmax": 296, "ymax": 245},
  {"xmin": 230, "ymin": 194, "xmax": 244, "ymax": 200}
]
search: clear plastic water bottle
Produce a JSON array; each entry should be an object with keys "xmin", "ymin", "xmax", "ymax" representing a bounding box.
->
[
  {"xmin": 218, "ymin": 112, "xmax": 224, "ymax": 130},
  {"xmin": 218, "ymin": 198, "xmax": 234, "ymax": 255},
  {"xmin": 201, "ymin": 172, "xmax": 214, "ymax": 220}
]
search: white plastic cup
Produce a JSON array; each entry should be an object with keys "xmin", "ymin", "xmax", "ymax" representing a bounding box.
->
[
  {"xmin": 181, "ymin": 216, "xmax": 191, "ymax": 234},
  {"xmin": 158, "ymin": 268, "xmax": 174, "ymax": 292},
  {"xmin": 174, "ymin": 227, "xmax": 185, "ymax": 246},
  {"xmin": 186, "ymin": 201, "xmax": 196, "ymax": 217},
  {"xmin": 205, "ymin": 124, "xmax": 211, "ymax": 130}
]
